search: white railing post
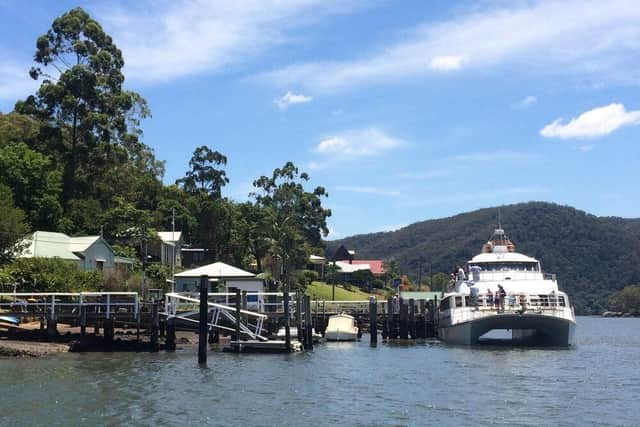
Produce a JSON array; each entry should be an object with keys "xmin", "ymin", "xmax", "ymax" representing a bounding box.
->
[{"xmin": 106, "ymin": 294, "xmax": 111, "ymax": 320}]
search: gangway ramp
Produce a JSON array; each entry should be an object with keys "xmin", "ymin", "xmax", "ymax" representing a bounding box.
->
[{"xmin": 164, "ymin": 293, "xmax": 269, "ymax": 341}]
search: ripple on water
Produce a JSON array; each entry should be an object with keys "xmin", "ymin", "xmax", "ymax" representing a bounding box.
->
[{"xmin": 1, "ymin": 317, "xmax": 639, "ymax": 426}]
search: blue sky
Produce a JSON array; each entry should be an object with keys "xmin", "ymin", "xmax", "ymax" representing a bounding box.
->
[{"xmin": 1, "ymin": 0, "xmax": 640, "ymax": 238}]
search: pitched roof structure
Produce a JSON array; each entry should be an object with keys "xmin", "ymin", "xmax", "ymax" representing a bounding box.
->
[
  {"xmin": 19, "ymin": 231, "xmax": 81, "ymax": 261},
  {"xmin": 158, "ymin": 231, "xmax": 182, "ymax": 243},
  {"xmin": 69, "ymin": 236, "xmax": 101, "ymax": 253},
  {"xmin": 351, "ymin": 260, "xmax": 385, "ymax": 275},
  {"xmin": 174, "ymin": 262, "xmax": 255, "ymax": 278},
  {"xmin": 335, "ymin": 261, "xmax": 371, "ymax": 273}
]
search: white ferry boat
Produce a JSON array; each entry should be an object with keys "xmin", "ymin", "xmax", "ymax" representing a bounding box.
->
[{"xmin": 437, "ymin": 228, "xmax": 576, "ymax": 346}]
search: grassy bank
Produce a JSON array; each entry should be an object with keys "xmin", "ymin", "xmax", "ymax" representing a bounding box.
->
[{"xmin": 307, "ymin": 281, "xmax": 377, "ymax": 301}]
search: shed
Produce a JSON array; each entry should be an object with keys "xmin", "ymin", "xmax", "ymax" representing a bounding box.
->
[{"xmin": 174, "ymin": 262, "xmax": 264, "ymax": 304}]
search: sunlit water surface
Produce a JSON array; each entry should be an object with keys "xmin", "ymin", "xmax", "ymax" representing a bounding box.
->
[{"xmin": 1, "ymin": 316, "xmax": 639, "ymax": 426}]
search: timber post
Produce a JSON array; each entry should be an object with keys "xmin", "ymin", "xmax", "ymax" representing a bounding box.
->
[
  {"xmin": 409, "ymin": 298, "xmax": 416, "ymax": 339},
  {"xmin": 150, "ymin": 300, "xmax": 159, "ymax": 352},
  {"xmin": 166, "ymin": 317, "xmax": 176, "ymax": 351},
  {"xmin": 198, "ymin": 275, "xmax": 208, "ymax": 365},
  {"xmin": 399, "ymin": 298, "xmax": 409, "ymax": 339},
  {"xmin": 283, "ymin": 284, "xmax": 291, "ymax": 352},
  {"xmin": 235, "ymin": 288, "xmax": 242, "ymax": 345},
  {"xmin": 304, "ymin": 295, "xmax": 313, "ymax": 350},
  {"xmin": 369, "ymin": 296, "xmax": 378, "ymax": 346}
]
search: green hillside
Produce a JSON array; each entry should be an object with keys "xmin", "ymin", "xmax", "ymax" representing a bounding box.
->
[{"xmin": 327, "ymin": 202, "xmax": 640, "ymax": 314}]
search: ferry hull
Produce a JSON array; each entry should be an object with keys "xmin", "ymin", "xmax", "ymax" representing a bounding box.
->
[{"xmin": 438, "ymin": 314, "xmax": 575, "ymax": 347}]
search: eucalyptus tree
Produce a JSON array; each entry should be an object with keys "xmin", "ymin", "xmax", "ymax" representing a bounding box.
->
[
  {"xmin": 15, "ymin": 7, "xmax": 150, "ymax": 204},
  {"xmin": 251, "ymin": 162, "xmax": 331, "ymax": 287},
  {"xmin": 177, "ymin": 145, "xmax": 229, "ymax": 199}
]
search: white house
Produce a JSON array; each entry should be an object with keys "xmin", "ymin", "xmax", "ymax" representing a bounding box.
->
[{"xmin": 19, "ymin": 231, "xmax": 134, "ymax": 272}]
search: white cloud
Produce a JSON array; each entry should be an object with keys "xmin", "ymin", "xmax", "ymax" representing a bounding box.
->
[
  {"xmin": 513, "ymin": 95, "xmax": 537, "ymax": 109},
  {"xmin": 262, "ymin": 0, "xmax": 640, "ymax": 91},
  {"xmin": 315, "ymin": 127, "xmax": 402, "ymax": 158},
  {"xmin": 99, "ymin": 0, "xmax": 360, "ymax": 84},
  {"xmin": 540, "ymin": 103, "xmax": 640, "ymax": 139},
  {"xmin": 0, "ymin": 60, "xmax": 38, "ymax": 106},
  {"xmin": 274, "ymin": 91, "xmax": 312, "ymax": 109},
  {"xmin": 429, "ymin": 55, "xmax": 464, "ymax": 71}
]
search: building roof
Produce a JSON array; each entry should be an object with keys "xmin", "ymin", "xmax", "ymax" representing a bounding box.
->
[
  {"xmin": 174, "ymin": 261, "xmax": 255, "ymax": 278},
  {"xmin": 308, "ymin": 254, "xmax": 326, "ymax": 265},
  {"xmin": 335, "ymin": 261, "xmax": 371, "ymax": 273},
  {"xmin": 158, "ymin": 231, "xmax": 182, "ymax": 243},
  {"xmin": 351, "ymin": 260, "xmax": 385, "ymax": 275},
  {"xmin": 69, "ymin": 236, "xmax": 101, "ymax": 253},
  {"xmin": 19, "ymin": 231, "xmax": 81, "ymax": 261},
  {"xmin": 399, "ymin": 291, "xmax": 442, "ymax": 300}
]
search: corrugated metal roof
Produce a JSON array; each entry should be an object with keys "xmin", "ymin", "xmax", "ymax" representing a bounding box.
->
[
  {"xmin": 175, "ymin": 262, "xmax": 255, "ymax": 278},
  {"xmin": 19, "ymin": 231, "xmax": 81, "ymax": 261},
  {"xmin": 69, "ymin": 236, "xmax": 101, "ymax": 253},
  {"xmin": 335, "ymin": 261, "xmax": 371, "ymax": 273}
]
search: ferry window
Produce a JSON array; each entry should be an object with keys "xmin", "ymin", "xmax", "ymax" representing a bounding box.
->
[
  {"xmin": 440, "ymin": 297, "xmax": 450, "ymax": 310},
  {"xmin": 464, "ymin": 296, "xmax": 471, "ymax": 307},
  {"xmin": 558, "ymin": 296, "xmax": 565, "ymax": 307},
  {"xmin": 455, "ymin": 296, "xmax": 463, "ymax": 307}
]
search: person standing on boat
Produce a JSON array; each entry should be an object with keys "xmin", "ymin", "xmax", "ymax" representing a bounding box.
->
[
  {"xmin": 470, "ymin": 284, "xmax": 479, "ymax": 307},
  {"xmin": 456, "ymin": 266, "xmax": 466, "ymax": 281},
  {"xmin": 486, "ymin": 289, "xmax": 494, "ymax": 307},
  {"xmin": 469, "ymin": 265, "xmax": 482, "ymax": 283},
  {"xmin": 497, "ymin": 284, "xmax": 506, "ymax": 312}
]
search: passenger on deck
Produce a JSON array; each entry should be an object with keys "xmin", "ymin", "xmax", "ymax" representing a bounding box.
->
[
  {"xmin": 469, "ymin": 265, "xmax": 482, "ymax": 282},
  {"xmin": 470, "ymin": 284, "xmax": 479, "ymax": 307},
  {"xmin": 497, "ymin": 284, "xmax": 506, "ymax": 312},
  {"xmin": 486, "ymin": 289, "xmax": 494, "ymax": 307},
  {"xmin": 456, "ymin": 266, "xmax": 466, "ymax": 281}
]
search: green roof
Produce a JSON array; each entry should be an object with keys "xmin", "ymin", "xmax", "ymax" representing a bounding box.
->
[{"xmin": 399, "ymin": 291, "xmax": 442, "ymax": 301}]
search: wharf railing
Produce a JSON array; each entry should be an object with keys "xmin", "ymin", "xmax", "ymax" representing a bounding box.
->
[{"xmin": 0, "ymin": 292, "xmax": 139, "ymax": 320}]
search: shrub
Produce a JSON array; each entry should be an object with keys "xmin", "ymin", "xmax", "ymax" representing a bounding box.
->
[{"xmin": 0, "ymin": 258, "xmax": 103, "ymax": 292}]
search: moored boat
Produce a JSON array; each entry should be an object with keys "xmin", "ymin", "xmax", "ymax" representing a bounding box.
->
[
  {"xmin": 325, "ymin": 313, "xmax": 359, "ymax": 341},
  {"xmin": 437, "ymin": 228, "xmax": 576, "ymax": 346}
]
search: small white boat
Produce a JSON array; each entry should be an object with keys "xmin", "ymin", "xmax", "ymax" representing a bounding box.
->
[
  {"xmin": 276, "ymin": 326, "xmax": 323, "ymax": 343},
  {"xmin": 325, "ymin": 313, "xmax": 359, "ymax": 341}
]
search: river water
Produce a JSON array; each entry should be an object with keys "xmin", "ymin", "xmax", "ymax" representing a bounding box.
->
[{"xmin": 0, "ymin": 316, "xmax": 638, "ymax": 426}]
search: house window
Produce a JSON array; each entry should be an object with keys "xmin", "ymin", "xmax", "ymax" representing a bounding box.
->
[{"xmin": 96, "ymin": 260, "xmax": 104, "ymax": 271}]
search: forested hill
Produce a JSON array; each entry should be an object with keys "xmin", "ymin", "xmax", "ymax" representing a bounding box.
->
[{"xmin": 327, "ymin": 202, "xmax": 640, "ymax": 314}]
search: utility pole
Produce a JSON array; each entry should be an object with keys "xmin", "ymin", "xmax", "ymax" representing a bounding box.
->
[
  {"xmin": 171, "ymin": 208, "xmax": 176, "ymax": 293},
  {"xmin": 417, "ymin": 264, "xmax": 422, "ymax": 292}
]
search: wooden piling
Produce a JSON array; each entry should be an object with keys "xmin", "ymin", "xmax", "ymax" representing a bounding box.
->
[
  {"xmin": 296, "ymin": 291, "xmax": 303, "ymax": 342},
  {"xmin": 46, "ymin": 318, "xmax": 57, "ymax": 340},
  {"xmin": 399, "ymin": 298, "xmax": 409, "ymax": 339},
  {"xmin": 104, "ymin": 318, "xmax": 115, "ymax": 349},
  {"xmin": 150, "ymin": 301, "xmax": 159, "ymax": 352},
  {"xmin": 369, "ymin": 296, "xmax": 378, "ymax": 345},
  {"xmin": 304, "ymin": 295, "xmax": 313, "ymax": 350},
  {"xmin": 386, "ymin": 297, "xmax": 394, "ymax": 339},
  {"xmin": 235, "ymin": 288, "xmax": 242, "ymax": 344},
  {"xmin": 166, "ymin": 318, "xmax": 176, "ymax": 351},
  {"xmin": 418, "ymin": 300, "xmax": 426, "ymax": 339},
  {"xmin": 80, "ymin": 304, "xmax": 87, "ymax": 338},
  {"xmin": 241, "ymin": 290, "xmax": 248, "ymax": 326},
  {"xmin": 283, "ymin": 284, "xmax": 291, "ymax": 352},
  {"xmin": 198, "ymin": 275, "xmax": 208, "ymax": 364},
  {"xmin": 409, "ymin": 298, "xmax": 416, "ymax": 339}
]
